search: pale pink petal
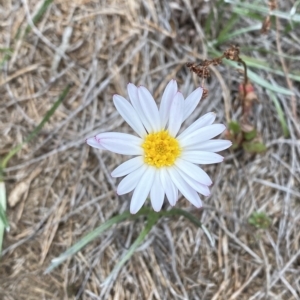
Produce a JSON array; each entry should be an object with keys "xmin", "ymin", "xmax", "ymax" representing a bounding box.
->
[
  {"xmin": 86, "ymin": 137, "xmax": 106, "ymax": 150},
  {"xmin": 167, "ymin": 167, "xmax": 202, "ymax": 208},
  {"xmin": 150, "ymin": 171, "xmax": 165, "ymax": 212},
  {"xmin": 130, "ymin": 167, "xmax": 156, "ymax": 214},
  {"xmin": 168, "ymin": 92, "xmax": 184, "ymax": 137},
  {"xmin": 183, "ymin": 87, "xmax": 203, "ymax": 122},
  {"xmin": 177, "ymin": 112, "xmax": 216, "ymax": 140},
  {"xmin": 117, "ymin": 164, "xmax": 147, "ymax": 195},
  {"xmin": 113, "ymin": 95, "xmax": 147, "ymax": 137},
  {"xmin": 179, "ymin": 124, "xmax": 226, "ymax": 148},
  {"xmin": 111, "ymin": 156, "xmax": 144, "ymax": 178},
  {"xmin": 181, "ymin": 151, "xmax": 224, "ymax": 164},
  {"xmin": 159, "ymin": 79, "xmax": 178, "ymax": 128},
  {"xmin": 127, "ymin": 83, "xmax": 153, "ymax": 132},
  {"xmin": 174, "ymin": 158, "xmax": 212, "ymax": 186}
]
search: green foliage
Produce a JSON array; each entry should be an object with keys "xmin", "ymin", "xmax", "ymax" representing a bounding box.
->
[
  {"xmin": 248, "ymin": 212, "xmax": 271, "ymax": 229},
  {"xmin": 0, "ymin": 85, "xmax": 70, "ymax": 255},
  {"xmin": 15, "ymin": 0, "xmax": 53, "ymax": 39},
  {"xmin": 227, "ymin": 121, "xmax": 267, "ymax": 154},
  {"xmin": 267, "ymin": 91, "xmax": 290, "ymax": 138},
  {"xmin": 244, "ymin": 129, "xmax": 257, "ymax": 141},
  {"xmin": 0, "ymin": 84, "xmax": 71, "ymax": 171},
  {"xmin": 228, "ymin": 121, "xmax": 241, "ymax": 135},
  {"xmin": 0, "ymin": 48, "xmax": 12, "ymax": 69},
  {"xmin": 45, "ymin": 207, "xmax": 214, "ymax": 277},
  {"xmin": 243, "ymin": 141, "xmax": 267, "ymax": 153},
  {"xmin": 0, "ymin": 183, "xmax": 7, "ymax": 253},
  {"xmin": 25, "ymin": 0, "xmax": 53, "ymax": 34}
]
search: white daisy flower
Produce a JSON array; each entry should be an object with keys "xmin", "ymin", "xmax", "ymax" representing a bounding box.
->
[{"xmin": 87, "ymin": 80, "xmax": 231, "ymax": 214}]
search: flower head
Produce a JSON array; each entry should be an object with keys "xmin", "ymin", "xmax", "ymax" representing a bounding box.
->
[{"xmin": 86, "ymin": 80, "xmax": 231, "ymax": 213}]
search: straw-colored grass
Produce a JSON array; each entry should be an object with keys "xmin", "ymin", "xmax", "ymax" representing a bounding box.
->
[{"xmin": 1, "ymin": 0, "xmax": 300, "ymax": 299}]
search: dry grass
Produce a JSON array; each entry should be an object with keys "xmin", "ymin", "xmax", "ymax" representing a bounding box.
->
[{"xmin": 1, "ymin": 0, "xmax": 300, "ymax": 299}]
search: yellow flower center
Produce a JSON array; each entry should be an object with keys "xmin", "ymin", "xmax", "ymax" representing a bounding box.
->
[{"xmin": 142, "ymin": 131, "xmax": 181, "ymax": 168}]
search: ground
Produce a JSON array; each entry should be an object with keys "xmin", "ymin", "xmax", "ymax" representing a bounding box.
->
[{"xmin": 0, "ymin": 0, "xmax": 300, "ymax": 299}]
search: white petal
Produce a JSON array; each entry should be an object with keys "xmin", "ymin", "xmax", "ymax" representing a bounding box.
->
[
  {"xmin": 186, "ymin": 139, "xmax": 232, "ymax": 152},
  {"xmin": 95, "ymin": 132, "xmax": 142, "ymax": 144},
  {"xmin": 167, "ymin": 167, "xmax": 202, "ymax": 208},
  {"xmin": 150, "ymin": 171, "xmax": 165, "ymax": 212},
  {"xmin": 117, "ymin": 164, "xmax": 147, "ymax": 195},
  {"xmin": 86, "ymin": 137, "xmax": 106, "ymax": 149},
  {"xmin": 127, "ymin": 83, "xmax": 153, "ymax": 133},
  {"xmin": 160, "ymin": 167, "xmax": 178, "ymax": 206},
  {"xmin": 179, "ymin": 124, "xmax": 226, "ymax": 148},
  {"xmin": 113, "ymin": 95, "xmax": 147, "ymax": 138},
  {"xmin": 174, "ymin": 158, "xmax": 212, "ymax": 186},
  {"xmin": 138, "ymin": 86, "xmax": 161, "ymax": 132},
  {"xmin": 159, "ymin": 80, "xmax": 178, "ymax": 128},
  {"xmin": 168, "ymin": 92, "xmax": 184, "ymax": 137},
  {"xmin": 111, "ymin": 156, "xmax": 144, "ymax": 178},
  {"xmin": 177, "ymin": 112, "xmax": 216, "ymax": 140},
  {"xmin": 130, "ymin": 167, "xmax": 156, "ymax": 214},
  {"xmin": 175, "ymin": 167, "xmax": 210, "ymax": 196},
  {"xmin": 100, "ymin": 140, "xmax": 142, "ymax": 155},
  {"xmin": 183, "ymin": 87, "xmax": 203, "ymax": 122},
  {"xmin": 181, "ymin": 151, "xmax": 224, "ymax": 164},
  {"xmin": 95, "ymin": 132, "xmax": 143, "ymax": 155}
]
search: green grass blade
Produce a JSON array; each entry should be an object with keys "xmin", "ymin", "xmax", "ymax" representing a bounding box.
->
[
  {"xmin": 267, "ymin": 90, "xmax": 290, "ymax": 138},
  {"xmin": 160, "ymin": 208, "xmax": 215, "ymax": 247},
  {"xmin": 24, "ymin": 0, "xmax": 53, "ymax": 35},
  {"xmin": 45, "ymin": 210, "xmax": 132, "ymax": 274},
  {"xmin": 0, "ymin": 48, "xmax": 13, "ymax": 68},
  {"xmin": 241, "ymin": 46, "xmax": 300, "ymax": 61},
  {"xmin": 1, "ymin": 84, "xmax": 70, "ymax": 170},
  {"xmin": 241, "ymin": 55, "xmax": 300, "ymax": 82},
  {"xmin": 247, "ymin": 68, "xmax": 293, "ymax": 96},
  {"xmin": 103, "ymin": 214, "xmax": 158, "ymax": 284},
  {"xmin": 226, "ymin": 0, "xmax": 300, "ymax": 22},
  {"xmin": 211, "ymin": 23, "xmax": 262, "ymax": 46},
  {"xmin": 208, "ymin": 48, "xmax": 294, "ymax": 96},
  {"xmin": 0, "ymin": 182, "xmax": 7, "ymax": 254},
  {"xmin": 217, "ymin": 13, "xmax": 239, "ymax": 40}
]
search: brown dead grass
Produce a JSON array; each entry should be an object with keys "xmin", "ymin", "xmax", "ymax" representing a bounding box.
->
[{"xmin": 1, "ymin": 0, "xmax": 300, "ymax": 299}]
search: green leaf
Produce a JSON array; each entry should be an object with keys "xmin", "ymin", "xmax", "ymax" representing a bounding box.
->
[
  {"xmin": 0, "ymin": 182, "xmax": 7, "ymax": 254},
  {"xmin": 211, "ymin": 23, "xmax": 262, "ymax": 46},
  {"xmin": 1, "ymin": 84, "xmax": 70, "ymax": 170},
  {"xmin": 208, "ymin": 48, "xmax": 294, "ymax": 96},
  {"xmin": 160, "ymin": 208, "xmax": 215, "ymax": 247},
  {"xmin": 229, "ymin": 121, "xmax": 241, "ymax": 134},
  {"xmin": 232, "ymin": 142, "xmax": 239, "ymax": 150},
  {"xmin": 227, "ymin": 0, "xmax": 300, "ymax": 22},
  {"xmin": 103, "ymin": 213, "xmax": 158, "ymax": 284},
  {"xmin": 45, "ymin": 210, "xmax": 132, "ymax": 274},
  {"xmin": 0, "ymin": 53, "xmax": 12, "ymax": 69},
  {"xmin": 233, "ymin": 7, "xmax": 264, "ymax": 21},
  {"xmin": 24, "ymin": 0, "xmax": 53, "ymax": 35},
  {"xmin": 243, "ymin": 141, "xmax": 267, "ymax": 153},
  {"xmin": 241, "ymin": 55, "xmax": 300, "ymax": 82},
  {"xmin": 267, "ymin": 90, "xmax": 290, "ymax": 138},
  {"xmin": 244, "ymin": 129, "xmax": 257, "ymax": 141},
  {"xmin": 217, "ymin": 13, "xmax": 239, "ymax": 40},
  {"xmin": 248, "ymin": 212, "xmax": 271, "ymax": 229}
]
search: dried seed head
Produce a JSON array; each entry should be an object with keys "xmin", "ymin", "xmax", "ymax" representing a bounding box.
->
[{"xmin": 224, "ymin": 45, "xmax": 240, "ymax": 61}]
